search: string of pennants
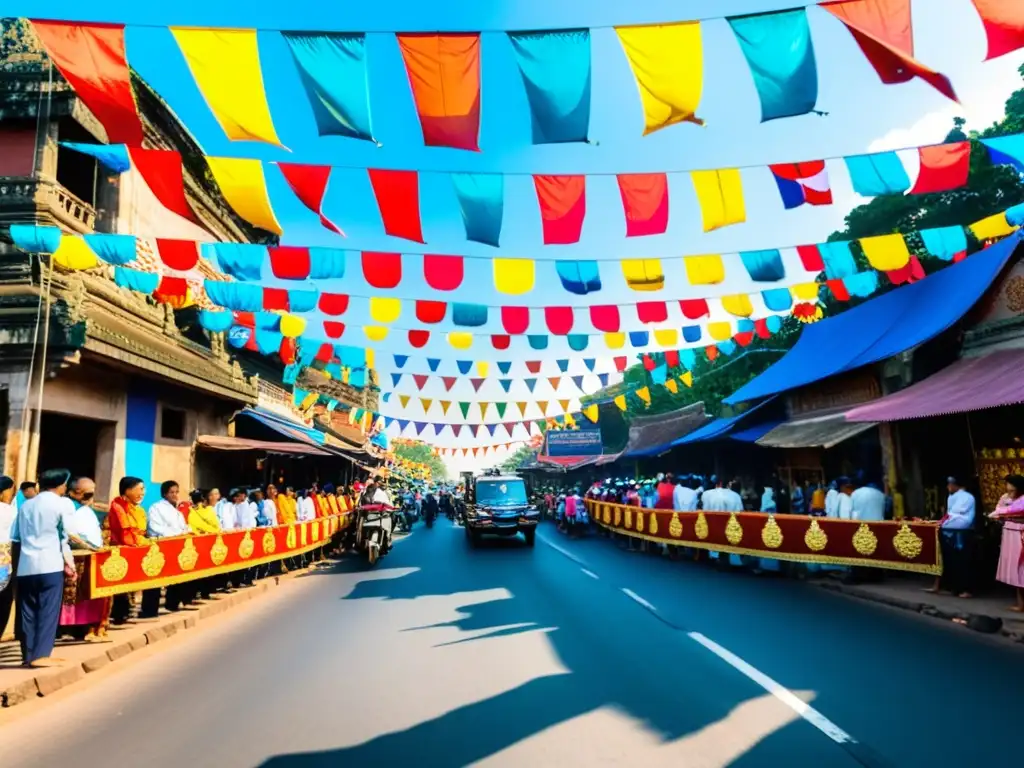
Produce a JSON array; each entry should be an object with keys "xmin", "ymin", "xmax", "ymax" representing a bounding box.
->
[
  {"xmin": 28, "ymin": 2, "xmax": 1024, "ymax": 156},
  {"xmin": 59, "ymin": 133, "xmax": 1006, "ymax": 246}
]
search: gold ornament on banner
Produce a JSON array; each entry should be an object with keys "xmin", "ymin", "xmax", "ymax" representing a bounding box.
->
[
  {"xmin": 695, "ymin": 512, "xmax": 709, "ymax": 540},
  {"xmin": 286, "ymin": 525, "xmax": 297, "ymax": 549},
  {"xmin": 725, "ymin": 513, "xmax": 744, "ymax": 546},
  {"xmin": 636, "ymin": 510, "xmax": 644, "ymax": 533},
  {"xmin": 211, "ymin": 534, "xmax": 228, "ymax": 566},
  {"xmin": 852, "ymin": 523, "xmax": 878, "ymax": 556},
  {"xmin": 101, "ymin": 547, "xmax": 128, "ymax": 583},
  {"xmin": 263, "ymin": 528, "xmax": 276, "ymax": 554},
  {"xmin": 178, "ymin": 538, "xmax": 199, "ymax": 571},
  {"xmin": 614, "ymin": 507, "xmax": 622, "ymax": 527},
  {"xmin": 602, "ymin": 505, "xmax": 611, "ymax": 524},
  {"xmin": 300, "ymin": 523, "xmax": 308, "ymax": 547},
  {"xmin": 804, "ymin": 519, "xmax": 828, "ymax": 551},
  {"xmin": 761, "ymin": 516, "xmax": 783, "ymax": 549},
  {"xmin": 649, "ymin": 511, "xmax": 659, "ymax": 536},
  {"xmin": 669, "ymin": 512, "xmax": 683, "ymax": 538},
  {"xmin": 624, "ymin": 508, "xmax": 632, "ymax": 529},
  {"xmin": 312, "ymin": 521, "xmax": 320, "ymax": 541},
  {"xmin": 141, "ymin": 543, "xmax": 165, "ymax": 578},
  {"xmin": 239, "ymin": 530, "xmax": 255, "ymax": 560},
  {"xmin": 892, "ymin": 523, "xmax": 923, "ymax": 559}
]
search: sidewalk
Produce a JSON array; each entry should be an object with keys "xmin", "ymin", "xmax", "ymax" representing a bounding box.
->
[
  {"xmin": 0, "ymin": 562, "xmax": 328, "ymax": 708},
  {"xmin": 815, "ymin": 575, "xmax": 1024, "ymax": 644}
]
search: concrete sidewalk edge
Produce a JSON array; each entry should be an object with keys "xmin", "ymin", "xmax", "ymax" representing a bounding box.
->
[
  {"xmin": 1, "ymin": 563, "xmax": 326, "ymax": 708},
  {"xmin": 815, "ymin": 581, "xmax": 1024, "ymax": 645}
]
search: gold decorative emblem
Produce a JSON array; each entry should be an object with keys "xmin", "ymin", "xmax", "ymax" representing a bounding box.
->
[
  {"xmin": 210, "ymin": 534, "xmax": 229, "ymax": 566},
  {"xmin": 100, "ymin": 547, "xmax": 129, "ymax": 583},
  {"xmin": 262, "ymin": 529, "xmax": 277, "ymax": 555},
  {"xmin": 892, "ymin": 523, "xmax": 923, "ymax": 560},
  {"xmin": 141, "ymin": 543, "xmax": 166, "ymax": 578},
  {"xmin": 312, "ymin": 521, "xmax": 320, "ymax": 541},
  {"xmin": 725, "ymin": 513, "xmax": 743, "ymax": 546},
  {"xmin": 286, "ymin": 525, "xmax": 297, "ymax": 549},
  {"xmin": 852, "ymin": 523, "xmax": 878, "ymax": 556},
  {"xmin": 695, "ymin": 512, "xmax": 709, "ymax": 540},
  {"xmin": 613, "ymin": 507, "xmax": 622, "ymax": 527},
  {"xmin": 602, "ymin": 505, "xmax": 611, "ymax": 524},
  {"xmin": 300, "ymin": 523, "xmax": 308, "ymax": 547},
  {"xmin": 761, "ymin": 515, "xmax": 783, "ymax": 549},
  {"xmin": 804, "ymin": 519, "xmax": 828, "ymax": 551},
  {"xmin": 178, "ymin": 538, "xmax": 199, "ymax": 571},
  {"xmin": 239, "ymin": 530, "xmax": 255, "ymax": 560},
  {"xmin": 649, "ymin": 512, "xmax": 659, "ymax": 536},
  {"xmin": 624, "ymin": 508, "xmax": 632, "ymax": 529},
  {"xmin": 669, "ymin": 512, "xmax": 683, "ymax": 538},
  {"xmin": 636, "ymin": 511, "xmax": 645, "ymax": 533}
]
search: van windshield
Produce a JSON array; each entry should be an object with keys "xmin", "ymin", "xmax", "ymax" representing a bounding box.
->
[{"xmin": 475, "ymin": 480, "xmax": 527, "ymax": 506}]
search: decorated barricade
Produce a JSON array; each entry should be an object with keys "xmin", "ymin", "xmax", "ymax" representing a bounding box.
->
[
  {"xmin": 585, "ymin": 500, "xmax": 941, "ymax": 575},
  {"xmin": 80, "ymin": 512, "xmax": 353, "ymax": 598}
]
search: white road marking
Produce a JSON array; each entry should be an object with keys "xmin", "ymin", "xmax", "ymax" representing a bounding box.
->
[
  {"xmin": 539, "ymin": 535, "xmax": 587, "ymax": 567},
  {"xmin": 687, "ymin": 631, "xmax": 856, "ymax": 746},
  {"xmin": 621, "ymin": 588, "xmax": 657, "ymax": 612},
  {"xmin": 580, "ymin": 568, "xmax": 599, "ymax": 580}
]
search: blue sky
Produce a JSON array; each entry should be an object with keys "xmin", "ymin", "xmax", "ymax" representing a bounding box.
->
[{"xmin": 13, "ymin": 0, "xmax": 1024, "ymax": 467}]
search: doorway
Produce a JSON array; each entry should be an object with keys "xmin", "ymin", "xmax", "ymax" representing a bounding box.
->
[{"xmin": 37, "ymin": 412, "xmax": 103, "ymax": 479}]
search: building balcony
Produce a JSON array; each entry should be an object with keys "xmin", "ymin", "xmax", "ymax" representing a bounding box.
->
[{"xmin": 0, "ymin": 175, "xmax": 96, "ymax": 234}]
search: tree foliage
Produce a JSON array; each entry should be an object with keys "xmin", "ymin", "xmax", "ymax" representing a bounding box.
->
[
  {"xmin": 499, "ymin": 444, "xmax": 537, "ymax": 472},
  {"xmin": 393, "ymin": 441, "xmax": 448, "ymax": 481}
]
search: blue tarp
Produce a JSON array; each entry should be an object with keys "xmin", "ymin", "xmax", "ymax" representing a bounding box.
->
[
  {"xmin": 726, "ymin": 232, "xmax": 1023, "ymax": 405},
  {"xmin": 237, "ymin": 407, "xmax": 326, "ymax": 446},
  {"xmin": 730, "ymin": 421, "xmax": 784, "ymax": 443}
]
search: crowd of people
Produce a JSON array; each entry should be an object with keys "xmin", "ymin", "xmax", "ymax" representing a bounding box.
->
[{"xmin": 0, "ymin": 468, "xmax": 391, "ymax": 669}]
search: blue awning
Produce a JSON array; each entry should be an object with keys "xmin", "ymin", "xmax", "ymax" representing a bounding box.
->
[
  {"xmin": 236, "ymin": 407, "xmax": 326, "ymax": 446},
  {"xmin": 725, "ymin": 232, "xmax": 1023, "ymax": 405},
  {"xmin": 730, "ymin": 421, "xmax": 784, "ymax": 443},
  {"xmin": 628, "ymin": 398, "xmax": 774, "ymax": 457}
]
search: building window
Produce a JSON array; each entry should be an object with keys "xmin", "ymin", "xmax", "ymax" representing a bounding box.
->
[{"xmin": 160, "ymin": 406, "xmax": 187, "ymax": 441}]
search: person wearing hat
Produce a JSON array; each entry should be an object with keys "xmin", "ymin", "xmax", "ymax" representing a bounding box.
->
[{"xmin": 928, "ymin": 476, "xmax": 976, "ymax": 598}]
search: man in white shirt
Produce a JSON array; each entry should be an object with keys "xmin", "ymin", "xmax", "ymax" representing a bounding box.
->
[
  {"xmin": 12, "ymin": 468, "xmax": 76, "ymax": 667},
  {"xmin": 931, "ymin": 476, "xmax": 977, "ymax": 598},
  {"xmin": 851, "ymin": 480, "xmax": 886, "ymax": 521},
  {"xmin": 673, "ymin": 476, "xmax": 698, "ymax": 512},
  {"xmin": 298, "ymin": 491, "xmax": 316, "ymax": 522},
  {"xmin": 143, "ymin": 480, "xmax": 191, "ymax": 617},
  {"xmin": 835, "ymin": 479, "xmax": 854, "ymax": 520},
  {"xmin": 228, "ymin": 488, "xmax": 257, "ymax": 587},
  {"xmin": 716, "ymin": 480, "xmax": 745, "ymax": 512},
  {"xmin": 216, "ymin": 494, "xmax": 237, "ymax": 531},
  {"xmin": 260, "ymin": 485, "xmax": 278, "ymax": 527},
  {"xmin": 824, "ymin": 481, "xmax": 840, "ymax": 518}
]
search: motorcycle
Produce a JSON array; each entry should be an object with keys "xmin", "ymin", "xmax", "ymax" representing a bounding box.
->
[{"xmin": 353, "ymin": 504, "xmax": 395, "ymax": 566}]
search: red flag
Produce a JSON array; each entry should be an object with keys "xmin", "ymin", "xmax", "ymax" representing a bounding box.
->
[
  {"xmin": 641, "ymin": 355, "xmax": 655, "ymax": 371},
  {"xmin": 323, "ymin": 321, "xmax": 346, "ymax": 339},
  {"xmin": 362, "ymin": 252, "xmax": 402, "ymax": 289},
  {"xmin": 269, "ymin": 246, "xmax": 311, "ymax": 280},
  {"xmin": 589, "ymin": 305, "xmax": 620, "ymax": 333},
  {"xmin": 128, "ymin": 148, "xmax": 200, "ymax": 224},
  {"xmin": 367, "ymin": 169, "xmax": 424, "ymax": 243},
  {"xmin": 705, "ymin": 345, "xmax": 719, "ymax": 362},
  {"xmin": 910, "ymin": 142, "xmax": 970, "ymax": 195},
  {"xmin": 797, "ymin": 244, "xmax": 825, "ymax": 272},
  {"xmin": 614, "ymin": 357, "xmax": 628, "ymax": 372},
  {"xmin": 636, "ymin": 301, "xmax": 668, "ymax": 324},
  {"xmin": 544, "ymin": 306, "xmax": 574, "ymax": 335},
  {"xmin": 318, "ymin": 293, "xmax": 349, "ymax": 315},
  {"xmin": 525, "ymin": 361, "xmax": 542, "ymax": 374},
  {"xmin": 823, "ymin": 0, "xmax": 957, "ymax": 102},
  {"xmin": 155, "ymin": 239, "xmax": 199, "ymax": 271},
  {"xmin": 413, "ymin": 374, "xmax": 429, "ymax": 390},
  {"xmin": 31, "ymin": 21, "xmax": 144, "ymax": 145},
  {"xmin": 423, "ymin": 254, "xmax": 464, "ymax": 291},
  {"xmin": 665, "ymin": 350, "xmax": 680, "ymax": 367},
  {"xmin": 826, "ymin": 279, "xmax": 851, "ymax": 301},
  {"xmin": 153, "ymin": 276, "xmax": 188, "ymax": 306},
  {"xmin": 278, "ymin": 163, "xmax": 344, "ymax": 235},
  {"xmin": 263, "ymin": 288, "xmax": 289, "ymax": 312},
  {"xmin": 533, "ymin": 175, "xmax": 586, "ymax": 244},
  {"xmin": 408, "ymin": 330, "xmax": 430, "ymax": 348},
  {"xmin": 442, "ymin": 377, "xmax": 457, "ymax": 391},
  {"xmin": 679, "ymin": 299, "xmax": 710, "ymax": 320},
  {"xmin": 416, "ymin": 300, "xmax": 447, "ymax": 324},
  {"xmin": 617, "ymin": 173, "xmax": 669, "ymax": 237},
  {"xmin": 971, "ymin": 0, "xmax": 1024, "ymax": 60},
  {"xmin": 501, "ymin": 306, "xmax": 530, "ymax": 335},
  {"xmin": 470, "ymin": 378, "xmax": 485, "ymax": 392},
  {"xmin": 279, "ymin": 337, "xmax": 296, "ymax": 364},
  {"xmin": 491, "ymin": 335, "xmax": 511, "ymax": 350}
]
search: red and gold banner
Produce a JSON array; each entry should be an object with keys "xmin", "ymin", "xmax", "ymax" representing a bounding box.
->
[
  {"xmin": 83, "ymin": 513, "xmax": 351, "ymax": 598},
  {"xmin": 585, "ymin": 500, "xmax": 941, "ymax": 575}
]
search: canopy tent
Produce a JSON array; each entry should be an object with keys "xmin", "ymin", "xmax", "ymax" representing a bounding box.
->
[
  {"xmin": 726, "ymin": 232, "xmax": 1024, "ymax": 405},
  {"xmin": 729, "ymin": 420, "xmax": 785, "ymax": 443},
  {"xmin": 622, "ymin": 402, "xmax": 709, "ymax": 458},
  {"xmin": 195, "ymin": 435, "xmax": 331, "ymax": 456},
  {"xmin": 626, "ymin": 397, "xmax": 777, "ymax": 457},
  {"xmin": 846, "ymin": 348, "xmax": 1024, "ymax": 422},
  {"xmin": 755, "ymin": 412, "xmax": 877, "ymax": 449}
]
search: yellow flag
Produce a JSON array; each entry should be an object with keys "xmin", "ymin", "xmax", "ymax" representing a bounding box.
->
[
  {"xmin": 171, "ymin": 28, "xmax": 283, "ymax": 147},
  {"xmin": 683, "ymin": 254, "xmax": 725, "ymax": 285},
  {"xmin": 691, "ymin": 169, "xmax": 745, "ymax": 232},
  {"xmin": 536, "ymin": 400, "xmax": 549, "ymax": 415},
  {"xmin": 279, "ymin": 314, "xmax": 306, "ymax": 338},
  {"xmin": 206, "ymin": 157, "xmax": 282, "ymax": 234},
  {"xmin": 447, "ymin": 332, "xmax": 473, "ymax": 349},
  {"xmin": 708, "ymin": 322, "xmax": 732, "ymax": 341},
  {"xmin": 604, "ymin": 332, "xmax": 626, "ymax": 349},
  {"xmin": 479, "ymin": 402, "xmax": 490, "ymax": 418},
  {"xmin": 363, "ymin": 325, "xmax": 389, "ymax": 342},
  {"xmin": 399, "ymin": 395, "xmax": 410, "ymax": 408},
  {"xmin": 621, "ymin": 258, "xmax": 664, "ymax": 291},
  {"xmin": 860, "ymin": 234, "xmax": 910, "ymax": 271},
  {"xmin": 477, "ymin": 361, "xmax": 489, "ymax": 377},
  {"xmin": 614, "ymin": 394, "xmax": 628, "ymax": 411},
  {"xmin": 665, "ymin": 379, "xmax": 679, "ymax": 394},
  {"xmin": 365, "ymin": 348, "xmax": 376, "ymax": 370},
  {"xmin": 420, "ymin": 398, "xmax": 433, "ymax": 412},
  {"xmin": 439, "ymin": 400, "xmax": 451, "ymax": 415},
  {"xmin": 720, "ymin": 294, "xmax": 753, "ymax": 317},
  {"xmin": 790, "ymin": 282, "xmax": 821, "ymax": 301},
  {"xmin": 52, "ymin": 235, "xmax": 100, "ymax": 270},
  {"xmin": 582, "ymin": 404, "xmax": 599, "ymax": 422},
  {"xmin": 558, "ymin": 399, "xmax": 571, "ymax": 413},
  {"xmin": 636, "ymin": 386, "xmax": 651, "ymax": 405},
  {"xmin": 493, "ymin": 258, "xmax": 535, "ymax": 295},
  {"xmin": 653, "ymin": 328, "xmax": 678, "ymax": 347},
  {"xmin": 615, "ymin": 23, "xmax": 703, "ymax": 135},
  {"xmin": 369, "ymin": 296, "xmax": 402, "ymax": 324},
  {"xmin": 970, "ymin": 212, "xmax": 1016, "ymax": 242},
  {"xmin": 680, "ymin": 371, "xmax": 694, "ymax": 387}
]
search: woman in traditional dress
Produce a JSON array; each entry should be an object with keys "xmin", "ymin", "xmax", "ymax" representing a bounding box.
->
[
  {"xmin": 60, "ymin": 477, "xmax": 110, "ymax": 642},
  {"xmin": 989, "ymin": 474, "xmax": 1024, "ymax": 612},
  {"xmin": 107, "ymin": 477, "xmax": 149, "ymax": 625}
]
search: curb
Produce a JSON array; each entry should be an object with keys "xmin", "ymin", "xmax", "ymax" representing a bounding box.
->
[
  {"xmin": 0, "ymin": 567, "xmax": 315, "ymax": 707},
  {"xmin": 815, "ymin": 581, "xmax": 1024, "ymax": 645}
]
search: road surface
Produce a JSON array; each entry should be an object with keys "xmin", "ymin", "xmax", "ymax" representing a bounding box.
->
[{"xmin": 0, "ymin": 519, "xmax": 1021, "ymax": 767}]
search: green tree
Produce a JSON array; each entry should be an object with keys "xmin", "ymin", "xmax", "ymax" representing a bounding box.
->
[
  {"xmin": 393, "ymin": 441, "xmax": 448, "ymax": 481},
  {"xmin": 500, "ymin": 444, "xmax": 537, "ymax": 472}
]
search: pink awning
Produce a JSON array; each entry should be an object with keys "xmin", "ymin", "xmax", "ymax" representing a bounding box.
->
[{"xmin": 846, "ymin": 349, "xmax": 1024, "ymax": 422}]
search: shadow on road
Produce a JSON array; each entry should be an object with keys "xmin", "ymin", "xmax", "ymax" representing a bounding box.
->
[{"xmin": 259, "ymin": 521, "xmax": 798, "ymax": 767}]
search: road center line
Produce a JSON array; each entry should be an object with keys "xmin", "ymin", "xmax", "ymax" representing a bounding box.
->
[
  {"xmin": 538, "ymin": 535, "xmax": 587, "ymax": 567},
  {"xmin": 580, "ymin": 568, "xmax": 599, "ymax": 580},
  {"xmin": 621, "ymin": 588, "xmax": 657, "ymax": 612},
  {"xmin": 687, "ymin": 631, "xmax": 856, "ymax": 746}
]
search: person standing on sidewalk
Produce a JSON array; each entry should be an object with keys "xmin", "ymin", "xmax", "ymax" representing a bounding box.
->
[
  {"xmin": 989, "ymin": 474, "xmax": 1024, "ymax": 612},
  {"xmin": 60, "ymin": 477, "xmax": 111, "ymax": 642},
  {"xmin": 187, "ymin": 489, "xmax": 222, "ymax": 599},
  {"xmin": 929, "ymin": 476, "xmax": 977, "ymax": 598},
  {"xmin": 11, "ymin": 468, "xmax": 76, "ymax": 668},
  {"xmin": 145, "ymin": 480, "xmax": 191, "ymax": 616},
  {"xmin": 108, "ymin": 477, "xmax": 150, "ymax": 624}
]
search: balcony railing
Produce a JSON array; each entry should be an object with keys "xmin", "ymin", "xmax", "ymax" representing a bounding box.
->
[{"xmin": 0, "ymin": 175, "xmax": 96, "ymax": 234}]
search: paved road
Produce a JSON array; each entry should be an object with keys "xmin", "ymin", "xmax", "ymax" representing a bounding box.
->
[{"xmin": 0, "ymin": 520, "xmax": 1021, "ymax": 767}]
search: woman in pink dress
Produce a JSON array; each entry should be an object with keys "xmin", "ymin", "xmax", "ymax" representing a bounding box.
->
[{"xmin": 988, "ymin": 474, "xmax": 1024, "ymax": 612}]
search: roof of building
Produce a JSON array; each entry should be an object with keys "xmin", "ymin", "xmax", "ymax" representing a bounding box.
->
[
  {"xmin": 622, "ymin": 402, "xmax": 709, "ymax": 458},
  {"xmin": 725, "ymin": 232, "xmax": 1023, "ymax": 405}
]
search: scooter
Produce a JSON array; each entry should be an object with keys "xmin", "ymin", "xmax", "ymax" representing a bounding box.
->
[{"xmin": 354, "ymin": 504, "xmax": 395, "ymax": 566}]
